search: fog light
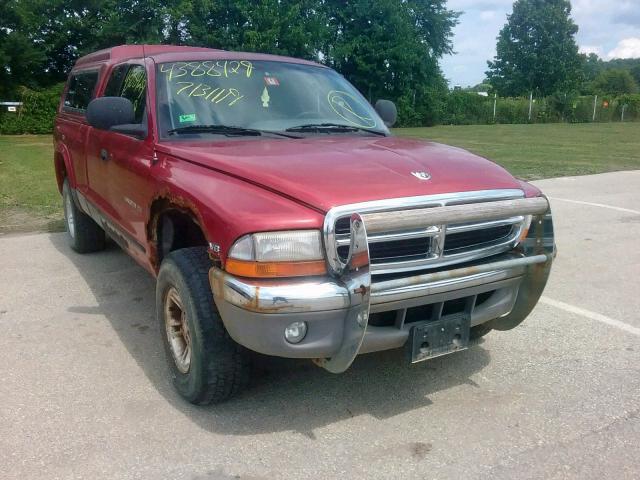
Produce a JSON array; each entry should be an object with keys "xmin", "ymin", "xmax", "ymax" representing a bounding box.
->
[{"xmin": 284, "ymin": 321, "xmax": 307, "ymax": 344}]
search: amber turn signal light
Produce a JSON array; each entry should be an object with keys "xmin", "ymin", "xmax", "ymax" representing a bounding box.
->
[
  {"xmin": 518, "ymin": 215, "xmax": 533, "ymax": 243},
  {"xmin": 225, "ymin": 258, "xmax": 327, "ymax": 278}
]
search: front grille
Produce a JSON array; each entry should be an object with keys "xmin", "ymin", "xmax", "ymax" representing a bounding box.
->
[
  {"xmin": 444, "ymin": 224, "xmax": 514, "ymax": 253},
  {"xmin": 327, "ymin": 190, "xmax": 525, "ymax": 276},
  {"xmin": 335, "ymin": 217, "xmax": 351, "ymax": 235},
  {"xmin": 338, "ymin": 237, "xmax": 430, "ymax": 264}
]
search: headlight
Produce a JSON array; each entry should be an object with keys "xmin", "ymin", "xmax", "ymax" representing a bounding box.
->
[{"xmin": 226, "ymin": 230, "xmax": 326, "ymax": 278}]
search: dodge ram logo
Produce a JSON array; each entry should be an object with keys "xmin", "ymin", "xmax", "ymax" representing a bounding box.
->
[{"xmin": 411, "ymin": 171, "xmax": 431, "ymax": 181}]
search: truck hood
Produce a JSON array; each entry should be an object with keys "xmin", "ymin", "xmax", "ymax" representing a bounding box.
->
[{"xmin": 163, "ymin": 136, "xmax": 523, "ymax": 212}]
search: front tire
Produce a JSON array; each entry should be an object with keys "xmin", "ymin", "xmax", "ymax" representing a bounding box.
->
[
  {"xmin": 62, "ymin": 179, "xmax": 105, "ymax": 253},
  {"xmin": 470, "ymin": 323, "xmax": 492, "ymax": 341},
  {"xmin": 157, "ymin": 247, "xmax": 250, "ymax": 404}
]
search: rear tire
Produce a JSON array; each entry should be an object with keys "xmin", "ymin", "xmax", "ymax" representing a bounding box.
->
[
  {"xmin": 157, "ymin": 247, "xmax": 250, "ymax": 404},
  {"xmin": 62, "ymin": 179, "xmax": 105, "ymax": 253}
]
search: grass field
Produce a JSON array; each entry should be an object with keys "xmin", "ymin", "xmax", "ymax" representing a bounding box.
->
[
  {"xmin": 1, "ymin": 122, "xmax": 639, "ymax": 233},
  {"xmin": 0, "ymin": 136, "xmax": 64, "ymax": 233},
  {"xmin": 398, "ymin": 122, "xmax": 640, "ymax": 180}
]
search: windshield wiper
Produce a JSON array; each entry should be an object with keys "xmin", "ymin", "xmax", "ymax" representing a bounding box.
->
[
  {"xmin": 285, "ymin": 123, "xmax": 387, "ymax": 136},
  {"xmin": 167, "ymin": 124, "xmax": 300, "ymax": 138}
]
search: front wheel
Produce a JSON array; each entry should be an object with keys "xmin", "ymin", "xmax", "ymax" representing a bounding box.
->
[
  {"xmin": 157, "ymin": 247, "xmax": 250, "ymax": 404},
  {"xmin": 469, "ymin": 323, "xmax": 492, "ymax": 341}
]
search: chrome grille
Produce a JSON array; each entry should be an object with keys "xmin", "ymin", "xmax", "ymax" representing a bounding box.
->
[
  {"xmin": 324, "ymin": 189, "xmax": 526, "ymax": 276},
  {"xmin": 444, "ymin": 224, "xmax": 515, "ymax": 252},
  {"xmin": 337, "ymin": 236, "xmax": 431, "ymax": 264}
]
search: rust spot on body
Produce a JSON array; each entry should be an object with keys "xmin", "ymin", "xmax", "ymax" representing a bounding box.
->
[{"xmin": 147, "ymin": 189, "xmax": 209, "ymax": 271}]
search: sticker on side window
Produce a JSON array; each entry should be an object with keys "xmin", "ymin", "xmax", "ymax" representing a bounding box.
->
[{"xmin": 179, "ymin": 113, "xmax": 196, "ymax": 123}]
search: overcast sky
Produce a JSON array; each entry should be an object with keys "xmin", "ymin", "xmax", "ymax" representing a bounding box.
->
[{"xmin": 440, "ymin": 0, "xmax": 640, "ymax": 87}]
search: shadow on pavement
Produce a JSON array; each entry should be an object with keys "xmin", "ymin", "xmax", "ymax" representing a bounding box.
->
[{"xmin": 49, "ymin": 232, "xmax": 491, "ymax": 438}]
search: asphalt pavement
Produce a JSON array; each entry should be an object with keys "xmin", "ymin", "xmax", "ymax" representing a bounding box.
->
[{"xmin": 1, "ymin": 170, "xmax": 639, "ymax": 480}]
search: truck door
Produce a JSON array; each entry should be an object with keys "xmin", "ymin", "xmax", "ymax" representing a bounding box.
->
[
  {"xmin": 55, "ymin": 69, "xmax": 100, "ymax": 191},
  {"xmin": 85, "ymin": 63, "xmax": 155, "ymax": 259}
]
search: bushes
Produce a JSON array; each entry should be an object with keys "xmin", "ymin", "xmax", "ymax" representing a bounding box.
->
[
  {"xmin": 613, "ymin": 94, "xmax": 640, "ymax": 122},
  {"xmin": 442, "ymin": 91, "xmax": 493, "ymax": 125},
  {"xmin": 409, "ymin": 91, "xmax": 640, "ymax": 126},
  {"xmin": 0, "ymin": 84, "xmax": 64, "ymax": 134},
  {"xmin": 395, "ymin": 85, "xmax": 448, "ymax": 128}
]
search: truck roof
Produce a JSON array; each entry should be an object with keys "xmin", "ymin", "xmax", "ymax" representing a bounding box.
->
[{"xmin": 73, "ymin": 44, "xmax": 325, "ymax": 70}]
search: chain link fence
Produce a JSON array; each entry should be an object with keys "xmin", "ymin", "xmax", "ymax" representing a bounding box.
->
[{"xmin": 440, "ymin": 91, "xmax": 640, "ymax": 125}]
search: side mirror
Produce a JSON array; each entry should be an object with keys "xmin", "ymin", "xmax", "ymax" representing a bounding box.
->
[
  {"xmin": 87, "ymin": 96, "xmax": 135, "ymax": 130},
  {"xmin": 374, "ymin": 99, "xmax": 397, "ymax": 127}
]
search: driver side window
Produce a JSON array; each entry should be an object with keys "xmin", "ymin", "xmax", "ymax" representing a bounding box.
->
[{"xmin": 104, "ymin": 64, "xmax": 147, "ymax": 124}]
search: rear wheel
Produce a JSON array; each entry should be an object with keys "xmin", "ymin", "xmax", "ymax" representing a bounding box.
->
[
  {"xmin": 62, "ymin": 179, "xmax": 105, "ymax": 253},
  {"xmin": 157, "ymin": 247, "xmax": 250, "ymax": 404}
]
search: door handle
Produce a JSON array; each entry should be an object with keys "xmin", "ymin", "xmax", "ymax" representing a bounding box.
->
[{"xmin": 100, "ymin": 148, "xmax": 109, "ymax": 161}]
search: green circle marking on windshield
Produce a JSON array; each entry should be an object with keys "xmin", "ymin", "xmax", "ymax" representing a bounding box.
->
[{"xmin": 327, "ymin": 90, "xmax": 377, "ymax": 129}]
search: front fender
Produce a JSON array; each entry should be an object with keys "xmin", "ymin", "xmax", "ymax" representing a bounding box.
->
[{"xmin": 149, "ymin": 153, "xmax": 325, "ymax": 265}]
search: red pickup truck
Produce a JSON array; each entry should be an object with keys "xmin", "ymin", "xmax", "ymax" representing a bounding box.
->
[{"xmin": 54, "ymin": 45, "xmax": 555, "ymax": 404}]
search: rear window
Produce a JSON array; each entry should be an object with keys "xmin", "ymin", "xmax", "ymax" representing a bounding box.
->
[{"xmin": 63, "ymin": 70, "xmax": 99, "ymax": 112}]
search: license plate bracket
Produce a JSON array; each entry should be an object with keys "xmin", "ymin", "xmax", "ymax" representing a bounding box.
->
[{"xmin": 407, "ymin": 313, "xmax": 471, "ymax": 363}]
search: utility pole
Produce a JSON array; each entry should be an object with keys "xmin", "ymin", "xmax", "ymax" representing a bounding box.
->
[
  {"xmin": 592, "ymin": 95, "xmax": 598, "ymax": 122},
  {"xmin": 528, "ymin": 92, "xmax": 533, "ymax": 122}
]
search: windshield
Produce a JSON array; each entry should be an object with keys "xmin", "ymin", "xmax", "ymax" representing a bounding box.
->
[{"xmin": 155, "ymin": 60, "xmax": 388, "ymax": 138}]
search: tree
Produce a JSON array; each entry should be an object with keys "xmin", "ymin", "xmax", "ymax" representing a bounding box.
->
[
  {"xmin": 322, "ymin": 0, "xmax": 458, "ymax": 125},
  {"xmin": 631, "ymin": 64, "xmax": 640, "ymax": 86},
  {"xmin": 592, "ymin": 69, "xmax": 639, "ymax": 95},
  {"xmin": 486, "ymin": 0, "xmax": 583, "ymax": 96},
  {"xmin": 581, "ymin": 53, "xmax": 603, "ymax": 83},
  {"xmin": 0, "ymin": 1, "xmax": 46, "ymax": 97},
  {"xmin": 187, "ymin": 0, "xmax": 328, "ymax": 60},
  {"xmin": 578, "ymin": 54, "xmax": 640, "ymax": 94}
]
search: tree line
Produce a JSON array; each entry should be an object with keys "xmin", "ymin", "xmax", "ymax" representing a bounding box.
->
[{"xmin": 0, "ymin": 0, "xmax": 458, "ymax": 126}]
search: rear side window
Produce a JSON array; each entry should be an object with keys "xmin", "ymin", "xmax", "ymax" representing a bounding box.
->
[
  {"xmin": 104, "ymin": 64, "xmax": 147, "ymax": 124},
  {"xmin": 64, "ymin": 71, "xmax": 99, "ymax": 111}
]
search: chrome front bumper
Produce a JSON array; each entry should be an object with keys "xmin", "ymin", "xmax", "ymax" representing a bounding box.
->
[
  {"xmin": 209, "ymin": 196, "xmax": 555, "ymax": 372},
  {"xmin": 210, "ymin": 253, "xmax": 550, "ymax": 357}
]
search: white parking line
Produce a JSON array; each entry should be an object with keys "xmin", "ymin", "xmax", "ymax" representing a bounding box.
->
[
  {"xmin": 540, "ymin": 296, "xmax": 640, "ymax": 337},
  {"xmin": 548, "ymin": 197, "xmax": 640, "ymax": 215}
]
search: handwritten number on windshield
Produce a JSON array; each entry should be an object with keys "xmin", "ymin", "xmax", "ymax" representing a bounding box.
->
[
  {"xmin": 160, "ymin": 61, "xmax": 253, "ymax": 81},
  {"xmin": 175, "ymin": 82, "xmax": 244, "ymax": 106}
]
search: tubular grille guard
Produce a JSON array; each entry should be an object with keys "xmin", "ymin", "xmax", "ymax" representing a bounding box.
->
[
  {"xmin": 315, "ymin": 213, "xmax": 371, "ymax": 373},
  {"xmin": 324, "ymin": 191, "xmax": 549, "ymax": 276},
  {"xmin": 317, "ymin": 195, "xmax": 552, "ymax": 373},
  {"xmin": 361, "ymin": 197, "xmax": 549, "ymax": 234}
]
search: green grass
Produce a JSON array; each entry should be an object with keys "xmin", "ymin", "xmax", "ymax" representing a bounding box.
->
[
  {"xmin": 0, "ymin": 135, "xmax": 63, "ymax": 233},
  {"xmin": 396, "ymin": 123, "xmax": 640, "ymax": 180},
  {"xmin": 1, "ymin": 123, "xmax": 639, "ymax": 232}
]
